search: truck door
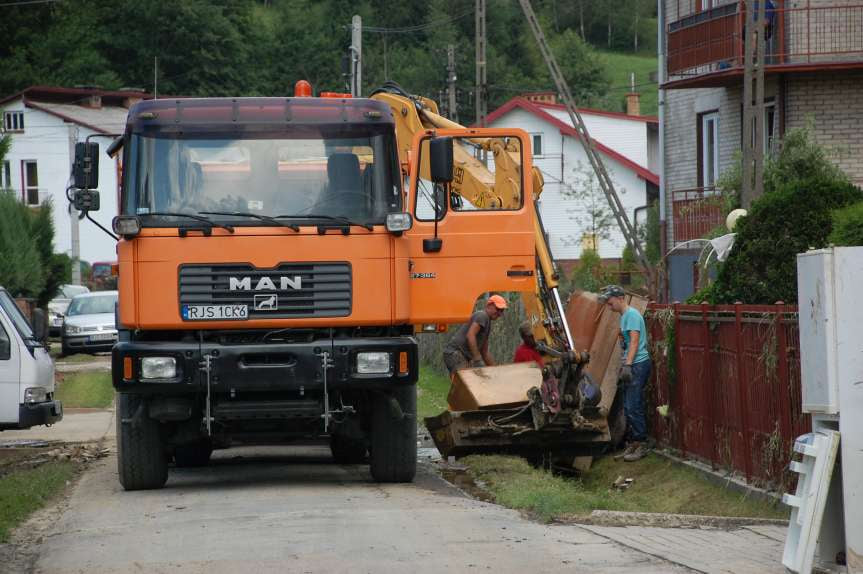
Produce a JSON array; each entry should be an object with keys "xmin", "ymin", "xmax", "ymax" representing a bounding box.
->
[
  {"xmin": 0, "ymin": 310, "xmax": 20, "ymax": 425},
  {"xmin": 401, "ymin": 129, "xmax": 537, "ymax": 325}
]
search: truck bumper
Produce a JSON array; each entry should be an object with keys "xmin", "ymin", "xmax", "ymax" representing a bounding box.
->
[
  {"xmin": 17, "ymin": 400, "xmax": 63, "ymax": 429},
  {"xmin": 112, "ymin": 336, "xmax": 419, "ymax": 394}
]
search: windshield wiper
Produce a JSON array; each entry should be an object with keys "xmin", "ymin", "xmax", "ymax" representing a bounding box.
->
[
  {"xmin": 200, "ymin": 212, "xmax": 300, "ymax": 232},
  {"xmin": 276, "ymin": 214, "xmax": 374, "ymax": 231},
  {"xmin": 140, "ymin": 212, "xmax": 235, "ymax": 233}
]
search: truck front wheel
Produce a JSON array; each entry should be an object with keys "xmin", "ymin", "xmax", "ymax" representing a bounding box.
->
[
  {"xmin": 116, "ymin": 393, "xmax": 169, "ymax": 491},
  {"xmin": 369, "ymin": 385, "xmax": 417, "ymax": 483}
]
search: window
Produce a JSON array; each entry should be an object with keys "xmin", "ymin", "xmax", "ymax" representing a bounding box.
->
[
  {"xmin": 0, "ymin": 161, "xmax": 10, "ymax": 190},
  {"xmin": 532, "ymin": 134, "xmax": 543, "ymax": 157},
  {"xmin": 413, "ymin": 135, "xmax": 524, "ymax": 220},
  {"xmin": 0, "ymin": 319, "xmax": 8, "ymax": 360},
  {"xmin": 2, "ymin": 111, "xmax": 24, "ymax": 133},
  {"xmin": 22, "ymin": 160, "xmax": 39, "ymax": 205},
  {"xmin": 698, "ymin": 112, "xmax": 719, "ymax": 187},
  {"xmin": 581, "ymin": 232, "xmax": 598, "ymax": 252}
]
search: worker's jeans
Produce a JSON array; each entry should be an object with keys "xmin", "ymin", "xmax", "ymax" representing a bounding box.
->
[{"xmin": 624, "ymin": 359, "xmax": 652, "ymax": 443}]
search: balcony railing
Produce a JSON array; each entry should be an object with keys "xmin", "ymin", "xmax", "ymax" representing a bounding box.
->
[
  {"xmin": 672, "ymin": 187, "xmax": 726, "ymax": 244},
  {"xmin": 667, "ymin": 1, "xmax": 863, "ymax": 84}
]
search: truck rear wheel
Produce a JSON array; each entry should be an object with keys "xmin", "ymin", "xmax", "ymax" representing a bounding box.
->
[
  {"xmin": 369, "ymin": 385, "xmax": 417, "ymax": 483},
  {"xmin": 174, "ymin": 441, "xmax": 213, "ymax": 468},
  {"xmin": 117, "ymin": 393, "xmax": 168, "ymax": 491}
]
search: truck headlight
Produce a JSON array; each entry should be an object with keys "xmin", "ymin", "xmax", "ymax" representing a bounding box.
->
[
  {"xmin": 357, "ymin": 352, "xmax": 391, "ymax": 374},
  {"xmin": 64, "ymin": 324, "xmax": 81, "ymax": 335},
  {"xmin": 24, "ymin": 387, "xmax": 47, "ymax": 404},
  {"xmin": 385, "ymin": 212, "xmax": 412, "ymax": 233},
  {"xmin": 141, "ymin": 357, "xmax": 177, "ymax": 379}
]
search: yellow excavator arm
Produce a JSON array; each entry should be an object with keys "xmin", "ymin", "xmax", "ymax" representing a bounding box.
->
[{"xmin": 371, "ymin": 85, "xmax": 573, "ymax": 353}]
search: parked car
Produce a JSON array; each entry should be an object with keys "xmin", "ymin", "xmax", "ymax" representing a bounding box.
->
[
  {"xmin": 61, "ymin": 291, "xmax": 118, "ymax": 356},
  {"xmin": 48, "ymin": 284, "xmax": 90, "ymax": 337},
  {"xmin": 0, "ymin": 286, "xmax": 62, "ymax": 430}
]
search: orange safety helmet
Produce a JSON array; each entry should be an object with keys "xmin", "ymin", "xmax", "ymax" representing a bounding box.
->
[{"xmin": 487, "ymin": 294, "xmax": 508, "ymax": 310}]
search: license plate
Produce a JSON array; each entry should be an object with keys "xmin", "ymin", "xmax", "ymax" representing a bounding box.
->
[
  {"xmin": 182, "ymin": 304, "xmax": 248, "ymax": 321},
  {"xmin": 88, "ymin": 333, "xmax": 116, "ymax": 342}
]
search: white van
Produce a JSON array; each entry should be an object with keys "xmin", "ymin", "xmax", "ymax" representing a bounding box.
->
[{"xmin": 0, "ymin": 287, "xmax": 62, "ymax": 430}]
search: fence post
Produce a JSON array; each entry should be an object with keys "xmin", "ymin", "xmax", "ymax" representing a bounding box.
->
[
  {"xmin": 701, "ymin": 302, "xmax": 718, "ymax": 468},
  {"xmin": 734, "ymin": 302, "xmax": 753, "ymax": 481},
  {"xmin": 775, "ymin": 302, "xmax": 793, "ymax": 462},
  {"xmin": 674, "ymin": 302, "xmax": 685, "ymax": 455}
]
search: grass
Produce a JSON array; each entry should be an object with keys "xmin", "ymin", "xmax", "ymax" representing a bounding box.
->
[
  {"xmin": 462, "ymin": 453, "xmax": 789, "ymax": 523},
  {"xmin": 417, "ymin": 365, "xmax": 451, "ymax": 419},
  {"xmin": 0, "ymin": 461, "xmax": 76, "ymax": 542},
  {"xmin": 598, "ymin": 50, "xmax": 658, "ymax": 116},
  {"xmin": 55, "ymin": 372, "xmax": 114, "ymax": 409}
]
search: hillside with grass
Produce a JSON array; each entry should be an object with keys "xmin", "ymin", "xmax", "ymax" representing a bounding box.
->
[{"xmin": 599, "ymin": 50, "xmax": 658, "ymax": 116}]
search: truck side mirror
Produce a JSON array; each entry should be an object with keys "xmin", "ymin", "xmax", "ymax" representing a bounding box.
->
[
  {"xmin": 31, "ymin": 308, "xmax": 46, "ymax": 343},
  {"xmin": 72, "ymin": 189, "xmax": 100, "ymax": 212},
  {"xmin": 429, "ymin": 137, "xmax": 453, "ymax": 183},
  {"xmin": 73, "ymin": 142, "xmax": 100, "ymax": 189}
]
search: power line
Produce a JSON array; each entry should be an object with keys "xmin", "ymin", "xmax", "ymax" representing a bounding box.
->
[
  {"xmin": 0, "ymin": 0, "xmax": 61, "ymax": 6},
  {"xmin": 362, "ymin": 9, "xmax": 472, "ymax": 34}
]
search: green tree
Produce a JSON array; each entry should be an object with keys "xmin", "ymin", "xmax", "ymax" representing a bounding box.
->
[{"xmin": 700, "ymin": 128, "xmax": 863, "ymax": 304}]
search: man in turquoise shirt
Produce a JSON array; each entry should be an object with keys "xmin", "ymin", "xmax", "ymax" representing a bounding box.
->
[{"xmin": 599, "ymin": 285, "xmax": 651, "ymax": 462}]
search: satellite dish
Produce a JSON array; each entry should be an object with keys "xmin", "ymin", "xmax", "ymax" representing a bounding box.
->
[{"xmin": 726, "ymin": 208, "xmax": 748, "ymax": 231}]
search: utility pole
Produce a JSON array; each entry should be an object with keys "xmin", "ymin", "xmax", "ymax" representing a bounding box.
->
[
  {"xmin": 475, "ymin": 0, "xmax": 487, "ymax": 127},
  {"xmin": 447, "ymin": 44, "xmax": 458, "ymax": 123},
  {"xmin": 68, "ymin": 125, "xmax": 81, "ymax": 285},
  {"xmin": 741, "ymin": 0, "xmax": 766, "ymax": 208},
  {"xmin": 350, "ymin": 15, "xmax": 362, "ymax": 97}
]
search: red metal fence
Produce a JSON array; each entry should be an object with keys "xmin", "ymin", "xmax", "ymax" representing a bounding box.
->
[
  {"xmin": 671, "ymin": 187, "xmax": 726, "ymax": 245},
  {"xmin": 667, "ymin": 1, "xmax": 863, "ymax": 78},
  {"xmin": 646, "ymin": 303, "xmax": 808, "ymax": 488}
]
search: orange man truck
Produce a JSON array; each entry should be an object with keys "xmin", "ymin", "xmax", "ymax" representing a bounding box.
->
[{"xmin": 71, "ymin": 82, "xmax": 606, "ymax": 491}]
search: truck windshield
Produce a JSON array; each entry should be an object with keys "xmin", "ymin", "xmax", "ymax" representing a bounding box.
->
[
  {"xmin": 124, "ymin": 127, "xmax": 402, "ymax": 226},
  {"xmin": 0, "ymin": 289, "xmax": 36, "ymax": 342}
]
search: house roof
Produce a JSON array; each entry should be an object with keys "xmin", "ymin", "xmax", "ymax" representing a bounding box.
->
[
  {"xmin": 0, "ymin": 85, "xmax": 151, "ymax": 134},
  {"xmin": 485, "ymin": 97, "xmax": 659, "ymax": 186}
]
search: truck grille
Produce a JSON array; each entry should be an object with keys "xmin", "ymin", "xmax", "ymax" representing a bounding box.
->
[{"xmin": 178, "ymin": 262, "xmax": 352, "ymax": 319}]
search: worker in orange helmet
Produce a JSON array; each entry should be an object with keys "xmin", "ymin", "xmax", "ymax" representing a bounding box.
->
[{"xmin": 443, "ymin": 294, "xmax": 508, "ymax": 376}]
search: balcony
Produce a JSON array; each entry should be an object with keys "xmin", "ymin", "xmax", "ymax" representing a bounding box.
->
[
  {"xmin": 666, "ymin": 1, "xmax": 863, "ymax": 89},
  {"xmin": 672, "ymin": 187, "xmax": 726, "ymax": 245}
]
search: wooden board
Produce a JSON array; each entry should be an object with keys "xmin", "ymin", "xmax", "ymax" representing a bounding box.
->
[
  {"xmin": 565, "ymin": 291, "xmax": 604, "ymax": 355},
  {"xmin": 447, "ymin": 361, "xmax": 543, "ymax": 411}
]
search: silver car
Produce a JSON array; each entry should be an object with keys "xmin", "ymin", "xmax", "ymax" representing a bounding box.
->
[
  {"xmin": 48, "ymin": 284, "xmax": 90, "ymax": 337},
  {"xmin": 61, "ymin": 291, "xmax": 118, "ymax": 356}
]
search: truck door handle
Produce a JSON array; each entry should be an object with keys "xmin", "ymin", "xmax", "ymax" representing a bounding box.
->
[{"xmin": 507, "ymin": 269, "xmax": 534, "ymax": 277}]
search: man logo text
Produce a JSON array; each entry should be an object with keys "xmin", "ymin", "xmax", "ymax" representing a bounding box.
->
[{"xmin": 229, "ymin": 276, "xmax": 303, "ymax": 291}]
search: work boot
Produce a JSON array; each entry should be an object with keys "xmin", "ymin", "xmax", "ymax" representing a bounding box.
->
[
  {"xmin": 623, "ymin": 441, "xmax": 648, "ymax": 462},
  {"xmin": 614, "ymin": 442, "xmax": 636, "ymax": 460}
]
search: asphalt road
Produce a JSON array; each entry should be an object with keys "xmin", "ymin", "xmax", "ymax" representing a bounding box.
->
[{"xmin": 22, "ymin": 445, "xmax": 685, "ymax": 574}]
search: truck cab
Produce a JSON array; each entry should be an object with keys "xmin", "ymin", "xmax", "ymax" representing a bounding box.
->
[
  {"xmin": 72, "ymin": 90, "xmax": 536, "ymax": 490},
  {"xmin": 0, "ymin": 287, "xmax": 62, "ymax": 430}
]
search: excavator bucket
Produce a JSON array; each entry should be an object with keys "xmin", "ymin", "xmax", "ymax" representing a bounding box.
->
[{"xmin": 425, "ymin": 292, "xmax": 649, "ymax": 461}]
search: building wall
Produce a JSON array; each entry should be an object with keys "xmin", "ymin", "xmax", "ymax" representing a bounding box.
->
[
  {"xmin": 487, "ymin": 108, "xmax": 649, "ymax": 261},
  {"xmin": 2, "ymin": 101, "xmax": 120, "ymax": 264},
  {"xmin": 545, "ymin": 108, "xmax": 651, "ymax": 167},
  {"xmin": 785, "ymin": 71, "xmax": 863, "ymax": 186}
]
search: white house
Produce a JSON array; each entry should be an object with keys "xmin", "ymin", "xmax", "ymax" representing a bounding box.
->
[
  {"xmin": 0, "ymin": 86, "xmax": 148, "ymax": 264},
  {"xmin": 485, "ymin": 94, "xmax": 659, "ymax": 263}
]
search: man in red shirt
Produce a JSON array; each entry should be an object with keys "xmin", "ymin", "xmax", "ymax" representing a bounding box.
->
[{"xmin": 513, "ymin": 322, "xmax": 544, "ymax": 365}]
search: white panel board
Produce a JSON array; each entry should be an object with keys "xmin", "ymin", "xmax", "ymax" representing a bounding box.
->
[{"xmin": 796, "ymin": 249, "xmax": 839, "ymax": 413}]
